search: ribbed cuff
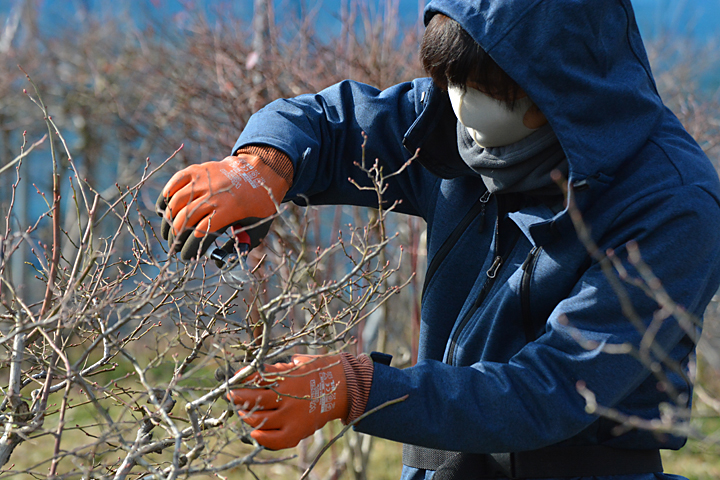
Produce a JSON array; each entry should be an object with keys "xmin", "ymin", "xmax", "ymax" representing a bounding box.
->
[
  {"xmin": 235, "ymin": 145, "xmax": 294, "ymax": 187},
  {"xmin": 339, "ymin": 353, "xmax": 374, "ymax": 425}
]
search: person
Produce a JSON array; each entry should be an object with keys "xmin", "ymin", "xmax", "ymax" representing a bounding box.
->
[{"xmin": 155, "ymin": 1, "xmax": 720, "ymax": 479}]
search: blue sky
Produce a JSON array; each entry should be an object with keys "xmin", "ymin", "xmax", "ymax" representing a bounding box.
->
[
  {"xmin": 2, "ymin": 0, "xmax": 718, "ymax": 41},
  {"xmin": 631, "ymin": 0, "xmax": 720, "ymax": 40},
  {"xmin": 2, "ymin": 0, "xmax": 718, "ymax": 91}
]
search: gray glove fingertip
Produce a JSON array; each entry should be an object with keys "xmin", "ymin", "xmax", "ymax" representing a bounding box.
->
[
  {"xmin": 161, "ymin": 217, "xmax": 172, "ymax": 242},
  {"xmin": 155, "ymin": 192, "xmax": 168, "ymax": 217},
  {"xmin": 171, "ymin": 229, "xmax": 190, "ymax": 256},
  {"xmin": 179, "ymin": 231, "xmax": 219, "ymax": 261},
  {"xmin": 214, "ymin": 364, "xmax": 239, "ymax": 382}
]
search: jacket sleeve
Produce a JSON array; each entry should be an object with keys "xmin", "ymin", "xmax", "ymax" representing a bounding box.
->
[
  {"xmin": 232, "ymin": 78, "xmax": 439, "ymax": 218},
  {"xmin": 353, "ymin": 184, "xmax": 720, "ymax": 453}
]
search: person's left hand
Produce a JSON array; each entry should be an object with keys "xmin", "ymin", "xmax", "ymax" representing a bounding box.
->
[{"xmin": 229, "ymin": 355, "xmax": 349, "ymax": 450}]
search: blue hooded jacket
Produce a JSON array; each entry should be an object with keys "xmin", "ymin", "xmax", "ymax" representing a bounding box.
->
[{"xmin": 232, "ymin": 1, "xmax": 720, "ymax": 479}]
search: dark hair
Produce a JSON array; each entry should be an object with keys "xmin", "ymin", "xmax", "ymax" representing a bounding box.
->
[{"xmin": 420, "ymin": 13, "xmax": 522, "ymax": 107}]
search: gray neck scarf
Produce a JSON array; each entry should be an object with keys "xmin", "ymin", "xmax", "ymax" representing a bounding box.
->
[{"xmin": 457, "ymin": 122, "xmax": 568, "ymax": 195}]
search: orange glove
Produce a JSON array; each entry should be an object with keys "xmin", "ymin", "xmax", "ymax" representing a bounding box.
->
[
  {"xmin": 229, "ymin": 355, "xmax": 350, "ymax": 450},
  {"xmin": 156, "ymin": 153, "xmax": 291, "ymax": 260}
]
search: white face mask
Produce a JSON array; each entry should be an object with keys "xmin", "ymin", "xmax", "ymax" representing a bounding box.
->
[{"xmin": 448, "ymin": 86, "xmax": 539, "ymax": 148}]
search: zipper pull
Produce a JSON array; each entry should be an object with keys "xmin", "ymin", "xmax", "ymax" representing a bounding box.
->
[
  {"xmin": 487, "ymin": 255, "xmax": 503, "ymax": 279},
  {"xmin": 521, "ymin": 246, "xmax": 540, "ymax": 271},
  {"xmin": 478, "ymin": 190, "xmax": 492, "ymax": 233}
]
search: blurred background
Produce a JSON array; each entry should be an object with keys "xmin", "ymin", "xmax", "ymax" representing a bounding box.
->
[{"xmin": 0, "ymin": 0, "xmax": 719, "ymax": 478}]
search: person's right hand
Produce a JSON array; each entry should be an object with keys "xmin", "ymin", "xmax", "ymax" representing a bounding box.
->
[{"xmin": 156, "ymin": 154, "xmax": 290, "ymax": 260}]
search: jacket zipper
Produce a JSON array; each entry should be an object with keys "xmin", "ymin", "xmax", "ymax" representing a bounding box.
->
[
  {"xmin": 520, "ymin": 246, "xmax": 542, "ymax": 343},
  {"xmin": 446, "ymin": 196, "xmax": 520, "ymax": 365},
  {"xmin": 422, "ymin": 190, "xmax": 492, "ymax": 298}
]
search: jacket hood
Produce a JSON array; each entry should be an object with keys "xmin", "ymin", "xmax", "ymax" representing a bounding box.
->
[{"xmin": 424, "ymin": 0, "xmax": 665, "ymax": 181}]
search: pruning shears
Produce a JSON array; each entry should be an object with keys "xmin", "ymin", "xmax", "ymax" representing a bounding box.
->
[{"xmin": 206, "ymin": 227, "xmax": 257, "ymax": 289}]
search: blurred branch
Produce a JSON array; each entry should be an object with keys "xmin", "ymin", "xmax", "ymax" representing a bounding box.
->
[{"xmin": 0, "ymin": 134, "xmax": 46, "ymax": 176}]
